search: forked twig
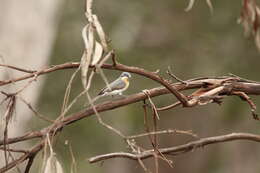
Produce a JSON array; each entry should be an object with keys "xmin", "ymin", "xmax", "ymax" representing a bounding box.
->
[
  {"xmin": 232, "ymin": 91, "xmax": 259, "ymax": 120},
  {"xmin": 167, "ymin": 66, "xmax": 187, "ymax": 84},
  {"xmin": 89, "ymin": 133, "xmax": 260, "ymax": 163}
]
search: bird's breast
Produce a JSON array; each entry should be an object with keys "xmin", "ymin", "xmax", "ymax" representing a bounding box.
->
[{"xmin": 121, "ymin": 77, "xmax": 129, "ymax": 89}]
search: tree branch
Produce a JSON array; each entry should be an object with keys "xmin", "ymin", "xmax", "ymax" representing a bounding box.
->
[
  {"xmin": 1, "ymin": 62, "xmax": 260, "ymax": 172},
  {"xmin": 1, "ymin": 76, "xmax": 260, "ymax": 146},
  {"xmin": 88, "ymin": 132, "xmax": 260, "ymax": 163}
]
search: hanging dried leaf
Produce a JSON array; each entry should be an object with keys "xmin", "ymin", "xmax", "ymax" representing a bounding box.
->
[
  {"xmin": 238, "ymin": 0, "xmax": 257, "ymax": 36},
  {"xmin": 206, "ymin": 0, "xmax": 214, "ymax": 14},
  {"xmin": 80, "ymin": 25, "xmax": 94, "ymax": 88},
  {"xmin": 238, "ymin": 0, "xmax": 260, "ymax": 51},
  {"xmin": 93, "ymin": 15, "xmax": 108, "ymax": 52},
  {"xmin": 91, "ymin": 41, "xmax": 103, "ymax": 65},
  {"xmin": 185, "ymin": 0, "xmax": 195, "ymax": 12},
  {"xmin": 43, "ymin": 154, "xmax": 64, "ymax": 173},
  {"xmin": 255, "ymin": 28, "xmax": 260, "ymax": 51},
  {"xmin": 81, "ymin": 25, "xmax": 89, "ymax": 49},
  {"xmin": 80, "ymin": 52, "xmax": 89, "ymax": 88},
  {"xmin": 185, "ymin": 0, "xmax": 213, "ymax": 13},
  {"xmin": 254, "ymin": 6, "xmax": 260, "ymax": 51}
]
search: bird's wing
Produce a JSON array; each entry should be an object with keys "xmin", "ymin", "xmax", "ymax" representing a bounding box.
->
[{"xmin": 98, "ymin": 79, "xmax": 126, "ymax": 95}]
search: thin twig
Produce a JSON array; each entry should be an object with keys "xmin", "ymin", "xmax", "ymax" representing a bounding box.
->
[
  {"xmin": 0, "ymin": 147, "xmax": 28, "ymax": 153},
  {"xmin": 3, "ymin": 95, "xmax": 16, "ymax": 167},
  {"xmin": 68, "ymin": 143, "xmax": 77, "ymax": 173},
  {"xmin": 127, "ymin": 129, "xmax": 197, "ymax": 139},
  {"xmin": 0, "ymin": 142, "xmax": 44, "ymax": 172},
  {"xmin": 156, "ymin": 101, "xmax": 181, "ymax": 111},
  {"xmin": 0, "ymin": 64, "xmax": 36, "ymax": 73},
  {"xmin": 167, "ymin": 66, "xmax": 187, "ymax": 84},
  {"xmin": 232, "ymin": 91, "xmax": 259, "ymax": 120},
  {"xmin": 7, "ymin": 151, "xmax": 22, "ymax": 173},
  {"xmin": 61, "ymin": 67, "xmax": 81, "ymax": 116},
  {"xmin": 18, "ymin": 96, "xmax": 54, "ymax": 123}
]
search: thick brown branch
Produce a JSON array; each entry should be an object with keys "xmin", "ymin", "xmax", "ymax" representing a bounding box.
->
[
  {"xmin": 88, "ymin": 133, "xmax": 260, "ymax": 163},
  {"xmin": 0, "ymin": 62, "xmax": 190, "ymax": 106},
  {"xmin": 1, "ymin": 77, "xmax": 260, "ymax": 146},
  {"xmin": 0, "ymin": 62, "xmax": 79, "ymax": 86},
  {"xmin": 1, "ymin": 62, "xmax": 260, "ymax": 97}
]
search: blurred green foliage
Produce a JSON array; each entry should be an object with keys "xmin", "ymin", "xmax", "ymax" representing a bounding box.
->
[{"xmin": 32, "ymin": 0, "xmax": 260, "ymax": 172}]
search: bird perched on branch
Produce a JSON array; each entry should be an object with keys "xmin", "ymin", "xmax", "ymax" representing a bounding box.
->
[{"xmin": 98, "ymin": 72, "xmax": 131, "ymax": 96}]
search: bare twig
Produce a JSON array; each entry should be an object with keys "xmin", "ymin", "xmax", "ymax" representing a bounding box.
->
[
  {"xmin": 3, "ymin": 94, "xmax": 16, "ymax": 166},
  {"xmin": 157, "ymin": 101, "xmax": 181, "ymax": 111},
  {"xmin": 18, "ymin": 96, "xmax": 54, "ymax": 123},
  {"xmin": 143, "ymin": 90, "xmax": 160, "ymax": 120},
  {"xmin": 128, "ymin": 129, "xmax": 197, "ymax": 139},
  {"xmin": 0, "ymin": 142, "xmax": 44, "ymax": 172},
  {"xmin": 0, "ymin": 64, "xmax": 36, "ymax": 73},
  {"xmin": 167, "ymin": 66, "xmax": 187, "ymax": 84},
  {"xmin": 232, "ymin": 91, "xmax": 259, "ymax": 120},
  {"xmin": 68, "ymin": 142, "xmax": 77, "ymax": 173},
  {"xmin": 0, "ymin": 62, "xmax": 79, "ymax": 86},
  {"xmin": 88, "ymin": 133, "xmax": 260, "ymax": 163},
  {"xmin": 0, "ymin": 147, "xmax": 28, "ymax": 154},
  {"xmin": 61, "ymin": 67, "xmax": 81, "ymax": 116}
]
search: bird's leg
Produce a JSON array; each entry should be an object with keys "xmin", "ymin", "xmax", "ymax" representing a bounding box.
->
[{"xmin": 118, "ymin": 93, "xmax": 127, "ymax": 98}]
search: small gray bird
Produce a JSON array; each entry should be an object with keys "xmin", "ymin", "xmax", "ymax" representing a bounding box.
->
[{"xmin": 98, "ymin": 72, "xmax": 131, "ymax": 96}]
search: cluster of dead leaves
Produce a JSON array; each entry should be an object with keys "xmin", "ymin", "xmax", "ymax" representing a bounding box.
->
[{"xmin": 238, "ymin": 0, "xmax": 260, "ymax": 51}]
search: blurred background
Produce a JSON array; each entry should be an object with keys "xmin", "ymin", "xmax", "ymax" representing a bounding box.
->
[{"xmin": 1, "ymin": 0, "xmax": 260, "ymax": 172}]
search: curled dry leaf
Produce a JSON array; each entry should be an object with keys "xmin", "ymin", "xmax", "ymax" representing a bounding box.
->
[
  {"xmin": 93, "ymin": 15, "xmax": 108, "ymax": 52},
  {"xmin": 80, "ymin": 25, "xmax": 94, "ymax": 87},
  {"xmin": 238, "ymin": 0, "xmax": 257, "ymax": 37},
  {"xmin": 185, "ymin": 0, "xmax": 195, "ymax": 11},
  {"xmin": 91, "ymin": 41, "xmax": 103, "ymax": 66},
  {"xmin": 81, "ymin": 25, "xmax": 89, "ymax": 48},
  {"xmin": 43, "ymin": 154, "xmax": 64, "ymax": 173}
]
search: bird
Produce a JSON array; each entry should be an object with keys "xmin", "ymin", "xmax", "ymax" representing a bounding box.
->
[{"xmin": 98, "ymin": 72, "xmax": 131, "ymax": 96}]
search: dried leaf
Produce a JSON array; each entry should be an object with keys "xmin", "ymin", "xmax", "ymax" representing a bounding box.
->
[
  {"xmin": 185, "ymin": 0, "xmax": 195, "ymax": 11},
  {"xmin": 254, "ymin": 6, "xmax": 260, "ymax": 33},
  {"xmin": 81, "ymin": 25, "xmax": 88, "ymax": 49},
  {"xmin": 238, "ymin": 0, "xmax": 260, "ymax": 52},
  {"xmin": 93, "ymin": 15, "xmax": 108, "ymax": 51},
  {"xmin": 43, "ymin": 154, "xmax": 64, "ymax": 173},
  {"xmin": 91, "ymin": 41, "xmax": 103, "ymax": 65},
  {"xmin": 238, "ymin": 17, "xmax": 251, "ymax": 37},
  {"xmin": 80, "ymin": 52, "xmax": 88, "ymax": 87},
  {"xmin": 80, "ymin": 25, "xmax": 94, "ymax": 87},
  {"xmin": 85, "ymin": 0, "xmax": 93, "ymax": 21},
  {"xmin": 206, "ymin": 0, "xmax": 214, "ymax": 14},
  {"xmin": 255, "ymin": 29, "xmax": 260, "ymax": 51}
]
